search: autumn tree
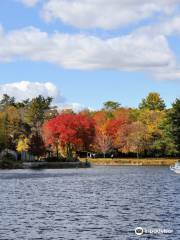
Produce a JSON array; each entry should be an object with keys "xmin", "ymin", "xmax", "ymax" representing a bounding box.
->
[
  {"xmin": 139, "ymin": 92, "xmax": 166, "ymax": 111},
  {"xmin": 43, "ymin": 113, "xmax": 95, "ymax": 160},
  {"xmin": 125, "ymin": 122, "xmax": 148, "ymax": 158},
  {"xmin": 114, "ymin": 123, "xmax": 132, "ymax": 154},
  {"xmin": 16, "ymin": 138, "xmax": 29, "ymax": 160},
  {"xmin": 138, "ymin": 109, "xmax": 166, "ymax": 156},
  {"xmin": 0, "ymin": 106, "xmax": 22, "ymax": 149},
  {"xmin": 93, "ymin": 111, "xmax": 113, "ymax": 157},
  {"xmin": 0, "ymin": 92, "xmax": 178, "ymax": 159},
  {"xmin": 16, "ymin": 138, "xmax": 29, "ymax": 153},
  {"xmin": 0, "ymin": 96, "xmax": 20, "ymax": 150},
  {"xmin": 106, "ymin": 112, "xmax": 130, "ymax": 150},
  {"xmin": 94, "ymin": 131, "xmax": 112, "ymax": 158}
]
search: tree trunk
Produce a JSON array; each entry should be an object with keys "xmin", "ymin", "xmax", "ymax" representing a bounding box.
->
[
  {"xmin": 56, "ymin": 145, "xmax": 59, "ymax": 159},
  {"xmin": 66, "ymin": 144, "xmax": 73, "ymax": 161}
]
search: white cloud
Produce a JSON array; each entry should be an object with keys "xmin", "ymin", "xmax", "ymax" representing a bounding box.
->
[
  {"xmin": 18, "ymin": 0, "xmax": 40, "ymax": 7},
  {"xmin": 0, "ymin": 26, "xmax": 180, "ymax": 80},
  {"xmin": 0, "ymin": 81, "xmax": 63, "ymax": 102},
  {"xmin": 154, "ymin": 69, "xmax": 180, "ymax": 80},
  {"xmin": 137, "ymin": 16, "xmax": 180, "ymax": 37},
  {"xmin": 42, "ymin": 0, "xmax": 180, "ymax": 29},
  {"xmin": 58, "ymin": 103, "xmax": 86, "ymax": 113},
  {"xmin": 0, "ymin": 81, "xmax": 87, "ymax": 110}
]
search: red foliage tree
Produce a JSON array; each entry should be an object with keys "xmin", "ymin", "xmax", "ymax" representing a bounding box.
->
[
  {"xmin": 43, "ymin": 113, "xmax": 95, "ymax": 160},
  {"xmin": 106, "ymin": 112, "xmax": 130, "ymax": 150}
]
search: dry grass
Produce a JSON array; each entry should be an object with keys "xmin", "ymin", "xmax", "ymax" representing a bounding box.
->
[{"xmin": 80, "ymin": 158, "xmax": 178, "ymax": 166}]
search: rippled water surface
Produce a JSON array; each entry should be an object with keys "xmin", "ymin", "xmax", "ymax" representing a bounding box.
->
[{"xmin": 0, "ymin": 166, "xmax": 179, "ymax": 240}]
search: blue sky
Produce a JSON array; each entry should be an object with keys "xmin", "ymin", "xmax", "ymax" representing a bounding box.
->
[{"xmin": 0, "ymin": 0, "xmax": 180, "ymax": 110}]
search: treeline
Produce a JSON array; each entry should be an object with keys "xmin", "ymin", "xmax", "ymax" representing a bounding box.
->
[
  {"xmin": 0, "ymin": 92, "xmax": 179, "ymax": 160},
  {"xmin": 0, "ymin": 94, "xmax": 57, "ymax": 158}
]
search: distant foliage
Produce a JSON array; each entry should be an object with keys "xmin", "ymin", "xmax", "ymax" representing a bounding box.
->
[
  {"xmin": 0, "ymin": 93, "xmax": 179, "ymax": 160},
  {"xmin": 139, "ymin": 92, "xmax": 166, "ymax": 111},
  {"xmin": 0, "ymin": 95, "xmax": 52, "ymax": 159}
]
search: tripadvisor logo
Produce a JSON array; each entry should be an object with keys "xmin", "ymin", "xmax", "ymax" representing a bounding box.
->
[
  {"xmin": 135, "ymin": 227, "xmax": 144, "ymax": 236},
  {"xmin": 135, "ymin": 227, "xmax": 173, "ymax": 236}
]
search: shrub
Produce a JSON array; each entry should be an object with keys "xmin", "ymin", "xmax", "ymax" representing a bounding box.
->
[{"xmin": 0, "ymin": 153, "xmax": 22, "ymax": 169}]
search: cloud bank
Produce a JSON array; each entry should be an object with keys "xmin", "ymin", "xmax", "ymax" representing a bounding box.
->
[
  {"xmin": 42, "ymin": 0, "xmax": 180, "ymax": 29},
  {"xmin": 0, "ymin": 24, "xmax": 179, "ymax": 79},
  {"xmin": 2, "ymin": 1, "xmax": 180, "ymax": 80},
  {"xmin": 0, "ymin": 81, "xmax": 86, "ymax": 112},
  {"xmin": 0, "ymin": 81, "xmax": 63, "ymax": 102}
]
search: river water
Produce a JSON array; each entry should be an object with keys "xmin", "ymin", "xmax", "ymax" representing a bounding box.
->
[{"xmin": 0, "ymin": 166, "xmax": 179, "ymax": 240}]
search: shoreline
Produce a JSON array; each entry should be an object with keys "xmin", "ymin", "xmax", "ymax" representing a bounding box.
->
[
  {"xmin": 22, "ymin": 161, "xmax": 91, "ymax": 169},
  {"xmin": 0, "ymin": 161, "xmax": 91, "ymax": 170},
  {"xmin": 81, "ymin": 158, "xmax": 178, "ymax": 166},
  {"xmin": 0, "ymin": 158, "xmax": 178, "ymax": 170}
]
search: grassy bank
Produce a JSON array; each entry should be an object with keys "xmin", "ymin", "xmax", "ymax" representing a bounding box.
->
[{"xmin": 81, "ymin": 158, "xmax": 178, "ymax": 166}]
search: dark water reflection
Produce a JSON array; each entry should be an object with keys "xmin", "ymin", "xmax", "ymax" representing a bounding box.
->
[{"xmin": 0, "ymin": 166, "xmax": 179, "ymax": 240}]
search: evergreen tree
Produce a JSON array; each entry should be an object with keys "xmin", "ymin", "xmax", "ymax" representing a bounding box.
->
[
  {"xmin": 25, "ymin": 95, "xmax": 53, "ymax": 130},
  {"xmin": 103, "ymin": 101, "xmax": 121, "ymax": 111},
  {"xmin": 168, "ymin": 98, "xmax": 180, "ymax": 153},
  {"xmin": 139, "ymin": 92, "xmax": 166, "ymax": 111}
]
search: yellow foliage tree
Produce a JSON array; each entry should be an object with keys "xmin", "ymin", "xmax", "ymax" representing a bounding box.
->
[{"xmin": 16, "ymin": 138, "xmax": 29, "ymax": 153}]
